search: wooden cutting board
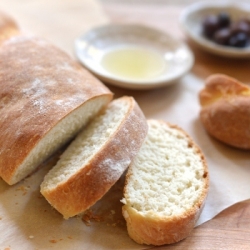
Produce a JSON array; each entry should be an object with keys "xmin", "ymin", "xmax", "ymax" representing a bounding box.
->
[{"xmin": 150, "ymin": 200, "xmax": 250, "ymax": 250}]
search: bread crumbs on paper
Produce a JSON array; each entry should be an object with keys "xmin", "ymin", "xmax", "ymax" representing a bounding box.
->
[
  {"xmin": 38, "ymin": 194, "xmax": 44, "ymax": 199},
  {"xmin": 16, "ymin": 185, "xmax": 30, "ymax": 195},
  {"xmin": 82, "ymin": 209, "xmax": 103, "ymax": 226},
  {"xmin": 81, "ymin": 208, "xmax": 125, "ymax": 228},
  {"xmin": 49, "ymin": 239, "xmax": 57, "ymax": 243},
  {"xmin": 49, "ymin": 238, "xmax": 64, "ymax": 243}
]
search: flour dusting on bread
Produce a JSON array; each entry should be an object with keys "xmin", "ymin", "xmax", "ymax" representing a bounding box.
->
[{"xmin": 0, "ymin": 32, "xmax": 113, "ymax": 185}]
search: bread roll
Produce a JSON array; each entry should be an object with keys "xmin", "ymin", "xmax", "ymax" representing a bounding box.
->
[
  {"xmin": 0, "ymin": 14, "xmax": 113, "ymax": 185},
  {"xmin": 41, "ymin": 96, "xmax": 148, "ymax": 219},
  {"xmin": 199, "ymin": 74, "xmax": 250, "ymax": 149},
  {"xmin": 122, "ymin": 120, "xmax": 209, "ymax": 245}
]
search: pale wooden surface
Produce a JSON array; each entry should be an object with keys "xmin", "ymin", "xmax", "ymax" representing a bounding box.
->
[
  {"xmin": 103, "ymin": 2, "xmax": 250, "ymax": 249},
  {"xmin": 149, "ymin": 200, "xmax": 250, "ymax": 250}
]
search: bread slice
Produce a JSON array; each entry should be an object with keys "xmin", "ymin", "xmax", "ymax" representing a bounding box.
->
[
  {"xmin": 41, "ymin": 96, "xmax": 148, "ymax": 219},
  {"xmin": 0, "ymin": 33, "xmax": 112, "ymax": 185},
  {"xmin": 121, "ymin": 120, "xmax": 209, "ymax": 245}
]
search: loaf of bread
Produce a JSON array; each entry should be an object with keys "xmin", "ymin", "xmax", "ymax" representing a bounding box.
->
[
  {"xmin": 121, "ymin": 120, "xmax": 209, "ymax": 245},
  {"xmin": 0, "ymin": 14, "xmax": 113, "ymax": 185},
  {"xmin": 41, "ymin": 96, "xmax": 148, "ymax": 219},
  {"xmin": 199, "ymin": 74, "xmax": 250, "ymax": 149}
]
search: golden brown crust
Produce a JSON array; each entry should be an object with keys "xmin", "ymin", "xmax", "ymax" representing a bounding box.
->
[
  {"xmin": 199, "ymin": 74, "xmax": 250, "ymax": 149},
  {"xmin": 122, "ymin": 120, "xmax": 209, "ymax": 246},
  {"xmin": 0, "ymin": 11, "xmax": 20, "ymax": 44},
  {"xmin": 123, "ymin": 204, "xmax": 204, "ymax": 245},
  {"xmin": 0, "ymin": 34, "xmax": 113, "ymax": 184},
  {"xmin": 41, "ymin": 97, "xmax": 148, "ymax": 219}
]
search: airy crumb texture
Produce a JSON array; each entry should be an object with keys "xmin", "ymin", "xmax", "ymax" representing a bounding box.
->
[
  {"xmin": 41, "ymin": 96, "xmax": 148, "ymax": 219},
  {"xmin": 12, "ymin": 96, "xmax": 110, "ymax": 184},
  {"xmin": 42, "ymin": 98, "xmax": 130, "ymax": 189},
  {"xmin": 122, "ymin": 120, "xmax": 209, "ymax": 246}
]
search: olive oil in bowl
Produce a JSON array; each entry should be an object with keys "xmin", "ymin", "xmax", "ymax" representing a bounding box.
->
[{"xmin": 101, "ymin": 47, "xmax": 166, "ymax": 81}]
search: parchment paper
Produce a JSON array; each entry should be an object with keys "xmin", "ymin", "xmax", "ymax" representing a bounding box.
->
[{"xmin": 0, "ymin": 1, "xmax": 249, "ymax": 249}]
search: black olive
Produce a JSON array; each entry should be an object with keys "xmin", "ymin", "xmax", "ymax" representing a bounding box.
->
[
  {"xmin": 218, "ymin": 12, "xmax": 231, "ymax": 28},
  {"xmin": 231, "ymin": 20, "xmax": 250, "ymax": 36},
  {"xmin": 229, "ymin": 32, "xmax": 249, "ymax": 48},
  {"xmin": 201, "ymin": 11, "xmax": 250, "ymax": 49},
  {"xmin": 202, "ymin": 15, "xmax": 220, "ymax": 38},
  {"xmin": 213, "ymin": 28, "xmax": 231, "ymax": 45}
]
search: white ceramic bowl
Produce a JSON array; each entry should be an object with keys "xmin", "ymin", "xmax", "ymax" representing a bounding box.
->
[
  {"xmin": 180, "ymin": 1, "xmax": 250, "ymax": 58},
  {"xmin": 75, "ymin": 24, "xmax": 194, "ymax": 90}
]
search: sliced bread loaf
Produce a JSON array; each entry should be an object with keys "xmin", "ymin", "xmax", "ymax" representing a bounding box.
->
[
  {"xmin": 40, "ymin": 96, "xmax": 148, "ymax": 219},
  {"xmin": 121, "ymin": 120, "xmax": 209, "ymax": 245},
  {"xmin": 0, "ymin": 32, "xmax": 112, "ymax": 185}
]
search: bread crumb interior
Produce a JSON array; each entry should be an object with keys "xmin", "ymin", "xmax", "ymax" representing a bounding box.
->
[
  {"xmin": 123, "ymin": 120, "xmax": 205, "ymax": 217},
  {"xmin": 13, "ymin": 96, "xmax": 109, "ymax": 184},
  {"xmin": 41, "ymin": 98, "xmax": 130, "ymax": 190}
]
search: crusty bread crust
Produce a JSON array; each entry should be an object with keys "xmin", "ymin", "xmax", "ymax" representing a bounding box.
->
[
  {"xmin": 199, "ymin": 74, "xmax": 250, "ymax": 149},
  {"xmin": 123, "ymin": 203, "xmax": 204, "ymax": 245},
  {"xmin": 122, "ymin": 120, "xmax": 209, "ymax": 245},
  {"xmin": 41, "ymin": 97, "xmax": 148, "ymax": 219},
  {"xmin": 0, "ymin": 33, "xmax": 113, "ymax": 185},
  {"xmin": 0, "ymin": 11, "xmax": 19, "ymax": 44}
]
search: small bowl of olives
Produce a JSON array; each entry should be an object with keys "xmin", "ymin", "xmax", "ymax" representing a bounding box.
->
[{"xmin": 180, "ymin": 1, "xmax": 250, "ymax": 58}]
